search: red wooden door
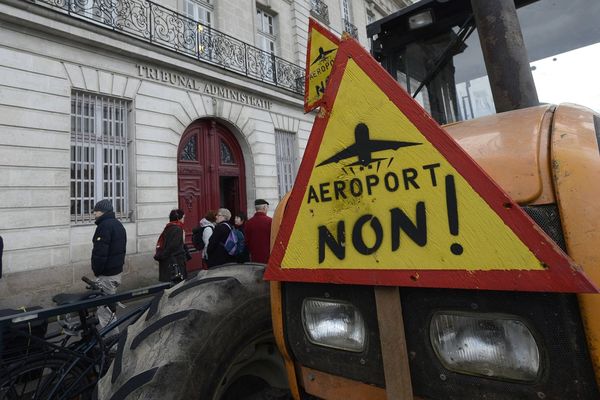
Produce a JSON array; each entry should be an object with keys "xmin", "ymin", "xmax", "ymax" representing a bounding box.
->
[{"xmin": 178, "ymin": 120, "xmax": 246, "ymax": 271}]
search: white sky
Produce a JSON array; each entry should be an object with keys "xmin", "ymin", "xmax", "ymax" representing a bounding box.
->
[
  {"xmin": 531, "ymin": 42, "xmax": 600, "ymax": 113},
  {"xmin": 452, "ymin": 42, "xmax": 600, "ymax": 120}
]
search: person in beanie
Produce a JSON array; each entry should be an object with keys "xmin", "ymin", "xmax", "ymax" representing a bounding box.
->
[
  {"xmin": 155, "ymin": 209, "xmax": 188, "ymax": 282},
  {"xmin": 91, "ymin": 199, "xmax": 127, "ymax": 329},
  {"xmin": 244, "ymin": 199, "xmax": 272, "ymax": 264}
]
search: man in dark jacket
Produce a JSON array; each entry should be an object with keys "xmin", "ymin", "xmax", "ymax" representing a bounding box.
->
[
  {"xmin": 206, "ymin": 208, "xmax": 236, "ymax": 268},
  {"xmin": 91, "ymin": 199, "xmax": 126, "ymax": 329},
  {"xmin": 92, "ymin": 199, "xmax": 127, "ymax": 280},
  {"xmin": 245, "ymin": 199, "xmax": 272, "ymax": 264}
]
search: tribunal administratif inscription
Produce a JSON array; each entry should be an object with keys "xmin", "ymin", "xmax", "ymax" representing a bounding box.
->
[{"xmin": 136, "ymin": 65, "xmax": 273, "ymax": 110}]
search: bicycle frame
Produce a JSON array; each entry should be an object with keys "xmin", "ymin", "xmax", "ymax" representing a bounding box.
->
[{"xmin": 0, "ymin": 282, "xmax": 170, "ymax": 400}]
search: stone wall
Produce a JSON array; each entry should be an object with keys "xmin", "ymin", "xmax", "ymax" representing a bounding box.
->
[{"xmin": 0, "ymin": 1, "xmax": 311, "ymax": 307}]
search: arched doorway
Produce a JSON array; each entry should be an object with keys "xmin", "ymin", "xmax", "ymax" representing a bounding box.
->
[{"xmin": 177, "ymin": 119, "xmax": 246, "ymax": 271}]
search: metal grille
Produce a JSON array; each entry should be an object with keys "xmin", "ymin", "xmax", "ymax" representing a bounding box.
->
[
  {"xmin": 310, "ymin": 0, "xmax": 330, "ymax": 25},
  {"xmin": 275, "ymin": 130, "xmax": 297, "ymax": 198},
  {"xmin": 70, "ymin": 91, "xmax": 129, "ymax": 223},
  {"xmin": 181, "ymin": 135, "xmax": 197, "ymax": 161},
  {"xmin": 341, "ymin": 0, "xmax": 351, "ymax": 22},
  {"xmin": 343, "ymin": 18, "xmax": 359, "ymax": 39},
  {"xmin": 29, "ymin": 0, "xmax": 304, "ymax": 94},
  {"xmin": 220, "ymin": 140, "xmax": 235, "ymax": 165},
  {"xmin": 522, "ymin": 205, "xmax": 567, "ymax": 251}
]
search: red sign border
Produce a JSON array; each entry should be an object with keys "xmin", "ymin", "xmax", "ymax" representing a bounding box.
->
[
  {"xmin": 268, "ymin": 37, "xmax": 597, "ymax": 293},
  {"xmin": 304, "ymin": 18, "xmax": 341, "ymax": 113}
]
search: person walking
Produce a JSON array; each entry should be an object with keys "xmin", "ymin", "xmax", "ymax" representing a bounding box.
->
[
  {"xmin": 206, "ymin": 208, "xmax": 236, "ymax": 268},
  {"xmin": 155, "ymin": 209, "xmax": 188, "ymax": 283},
  {"xmin": 244, "ymin": 199, "xmax": 272, "ymax": 264},
  {"xmin": 91, "ymin": 199, "xmax": 126, "ymax": 328}
]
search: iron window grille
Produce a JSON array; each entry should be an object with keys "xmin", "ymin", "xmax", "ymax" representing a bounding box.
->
[
  {"xmin": 275, "ymin": 130, "xmax": 297, "ymax": 198},
  {"xmin": 310, "ymin": 0, "xmax": 330, "ymax": 25},
  {"xmin": 220, "ymin": 140, "xmax": 235, "ymax": 165},
  {"xmin": 343, "ymin": 18, "xmax": 359, "ymax": 39},
  {"xmin": 366, "ymin": 9, "xmax": 375, "ymax": 25},
  {"xmin": 70, "ymin": 91, "xmax": 130, "ymax": 224},
  {"xmin": 341, "ymin": 0, "xmax": 352, "ymax": 21},
  {"xmin": 28, "ymin": 0, "xmax": 304, "ymax": 94},
  {"xmin": 340, "ymin": 0, "xmax": 358, "ymax": 39}
]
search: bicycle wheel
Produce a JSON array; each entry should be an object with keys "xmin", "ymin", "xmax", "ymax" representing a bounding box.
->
[{"xmin": 0, "ymin": 353, "xmax": 94, "ymax": 400}]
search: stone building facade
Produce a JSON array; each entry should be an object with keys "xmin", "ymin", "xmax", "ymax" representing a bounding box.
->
[{"xmin": 0, "ymin": 0, "xmax": 406, "ymax": 307}]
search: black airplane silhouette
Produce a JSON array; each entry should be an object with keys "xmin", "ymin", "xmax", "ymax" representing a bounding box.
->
[
  {"xmin": 311, "ymin": 46, "xmax": 337, "ymax": 65},
  {"xmin": 317, "ymin": 123, "xmax": 421, "ymax": 167}
]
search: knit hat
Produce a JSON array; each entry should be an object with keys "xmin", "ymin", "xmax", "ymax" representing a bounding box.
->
[
  {"xmin": 93, "ymin": 199, "xmax": 113, "ymax": 213},
  {"xmin": 254, "ymin": 199, "xmax": 269, "ymax": 206}
]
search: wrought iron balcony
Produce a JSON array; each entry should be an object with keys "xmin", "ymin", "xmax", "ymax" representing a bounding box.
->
[
  {"xmin": 343, "ymin": 18, "xmax": 359, "ymax": 39},
  {"xmin": 27, "ymin": 0, "xmax": 305, "ymax": 94},
  {"xmin": 310, "ymin": 0, "xmax": 330, "ymax": 25}
]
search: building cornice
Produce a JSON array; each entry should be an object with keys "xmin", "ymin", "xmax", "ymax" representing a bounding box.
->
[{"xmin": 1, "ymin": 0, "xmax": 304, "ymax": 106}]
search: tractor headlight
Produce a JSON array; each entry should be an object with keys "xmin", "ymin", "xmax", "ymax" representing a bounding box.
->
[
  {"xmin": 430, "ymin": 312, "xmax": 540, "ymax": 382},
  {"xmin": 302, "ymin": 298, "xmax": 366, "ymax": 352},
  {"xmin": 408, "ymin": 10, "xmax": 433, "ymax": 30}
]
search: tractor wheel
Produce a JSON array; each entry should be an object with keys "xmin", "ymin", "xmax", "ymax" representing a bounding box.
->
[{"xmin": 97, "ymin": 263, "xmax": 291, "ymax": 400}]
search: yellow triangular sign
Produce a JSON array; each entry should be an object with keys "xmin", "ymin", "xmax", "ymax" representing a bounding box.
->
[
  {"xmin": 304, "ymin": 18, "xmax": 340, "ymax": 112},
  {"xmin": 266, "ymin": 38, "xmax": 596, "ymax": 292}
]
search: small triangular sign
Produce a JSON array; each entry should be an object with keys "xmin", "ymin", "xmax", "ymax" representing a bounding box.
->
[
  {"xmin": 266, "ymin": 37, "xmax": 597, "ymax": 292},
  {"xmin": 304, "ymin": 18, "xmax": 341, "ymax": 113}
]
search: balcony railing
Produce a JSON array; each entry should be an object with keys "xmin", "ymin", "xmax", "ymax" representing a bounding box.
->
[
  {"xmin": 310, "ymin": 0, "xmax": 330, "ymax": 25},
  {"xmin": 343, "ymin": 18, "xmax": 359, "ymax": 39},
  {"xmin": 28, "ymin": 0, "xmax": 305, "ymax": 94}
]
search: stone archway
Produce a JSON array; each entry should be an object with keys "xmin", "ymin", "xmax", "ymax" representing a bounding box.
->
[{"xmin": 177, "ymin": 119, "xmax": 246, "ymax": 270}]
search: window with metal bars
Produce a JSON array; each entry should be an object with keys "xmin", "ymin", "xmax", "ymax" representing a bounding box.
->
[
  {"xmin": 275, "ymin": 130, "xmax": 297, "ymax": 198},
  {"xmin": 70, "ymin": 91, "xmax": 130, "ymax": 224},
  {"xmin": 341, "ymin": 0, "xmax": 352, "ymax": 22},
  {"xmin": 366, "ymin": 9, "xmax": 375, "ymax": 25}
]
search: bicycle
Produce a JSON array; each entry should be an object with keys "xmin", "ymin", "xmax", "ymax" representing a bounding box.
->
[{"xmin": 0, "ymin": 277, "xmax": 170, "ymax": 400}]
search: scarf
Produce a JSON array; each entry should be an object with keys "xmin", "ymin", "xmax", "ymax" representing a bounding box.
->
[{"xmin": 156, "ymin": 220, "xmax": 185, "ymax": 250}]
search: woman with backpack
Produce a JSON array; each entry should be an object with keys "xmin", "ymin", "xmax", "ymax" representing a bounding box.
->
[
  {"xmin": 154, "ymin": 209, "xmax": 188, "ymax": 283},
  {"xmin": 206, "ymin": 208, "xmax": 236, "ymax": 268},
  {"xmin": 192, "ymin": 210, "xmax": 216, "ymax": 269}
]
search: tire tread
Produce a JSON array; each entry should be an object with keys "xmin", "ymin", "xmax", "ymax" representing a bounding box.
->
[{"xmin": 130, "ymin": 309, "xmax": 197, "ymax": 350}]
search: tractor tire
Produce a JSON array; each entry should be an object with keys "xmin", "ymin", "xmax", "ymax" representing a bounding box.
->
[{"xmin": 97, "ymin": 263, "xmax": 291, "ymax": 400}]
